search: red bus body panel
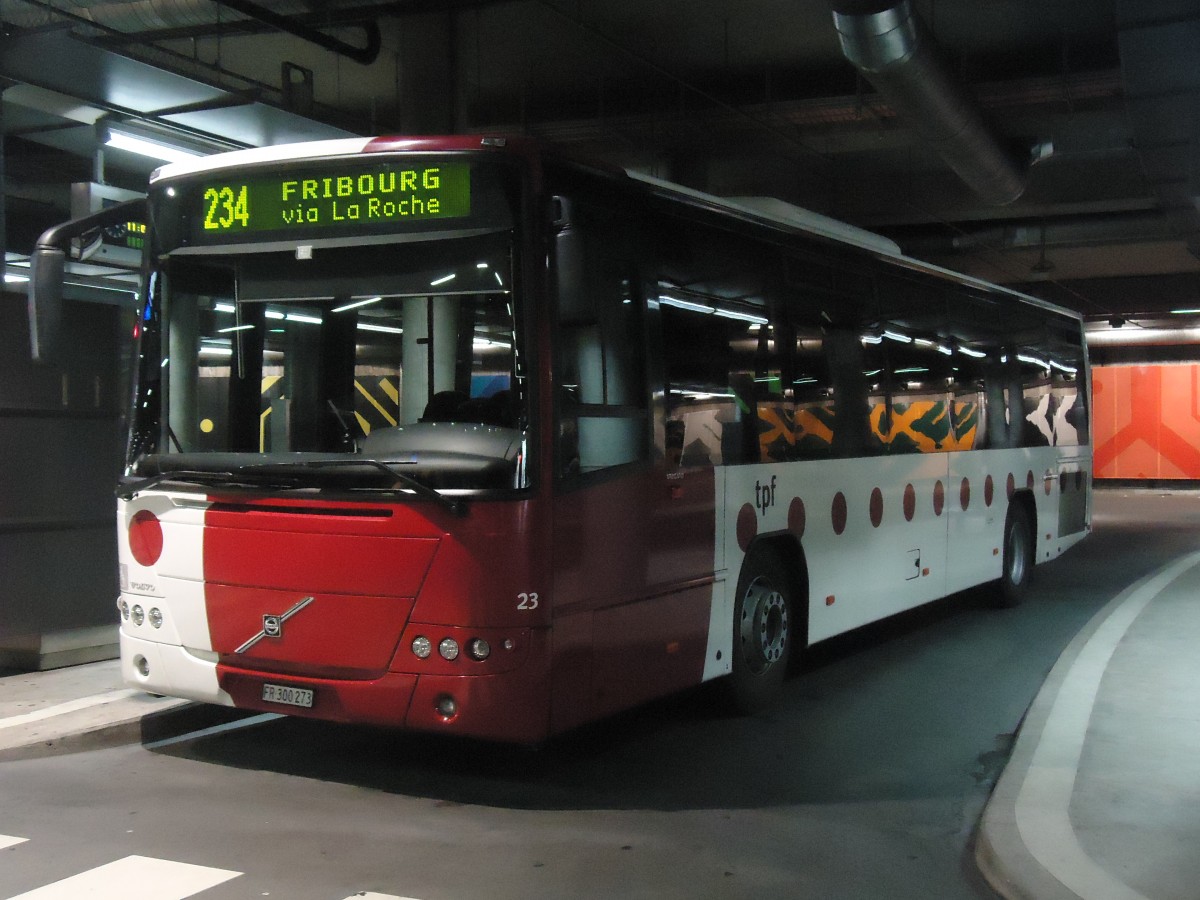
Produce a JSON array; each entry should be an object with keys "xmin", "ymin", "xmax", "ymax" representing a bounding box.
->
[{"xmin": 203, "ymin": 495, "xmax": 554, "ymax": 741}]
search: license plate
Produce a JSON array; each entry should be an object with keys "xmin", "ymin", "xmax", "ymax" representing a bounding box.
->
[{"xmin": 261, "ymin": 683, "xmax": 313, "ymax": 708}]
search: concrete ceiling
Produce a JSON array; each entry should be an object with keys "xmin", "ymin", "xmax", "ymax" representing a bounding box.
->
[{"xmin": 3, "ymin": 0, "xmax": 1200, "ymax": 334}]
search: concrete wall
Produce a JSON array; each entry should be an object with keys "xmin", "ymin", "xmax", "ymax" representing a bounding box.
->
[{"xmin": 0, "ymin": 289, "xmax": 129, "ymax": 669}]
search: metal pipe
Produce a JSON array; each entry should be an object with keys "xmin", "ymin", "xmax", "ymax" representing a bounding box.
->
[{"xmin": 831, "ymin": 0, "xmax": 1027, "ymax": 205}]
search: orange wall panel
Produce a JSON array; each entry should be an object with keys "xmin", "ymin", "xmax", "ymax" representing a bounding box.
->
[{"xmin": 1093, "ymin": 364, "xmax": 1200, "ymax": 480}]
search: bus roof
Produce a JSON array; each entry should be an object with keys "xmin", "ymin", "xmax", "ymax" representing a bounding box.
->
[{"xmin": 148, "ymin": 134, "xmax": 1079, "ymax": 323}]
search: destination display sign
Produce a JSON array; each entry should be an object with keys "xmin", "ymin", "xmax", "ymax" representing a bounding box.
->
[{"xmin": 195, "ymin": 161, "xmax": 472, "ymax": 237}]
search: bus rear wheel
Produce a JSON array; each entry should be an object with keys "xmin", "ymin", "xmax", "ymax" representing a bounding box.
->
[
  {"xmin": 997, "ymin": 502, "xmax": 1033, "ymax": 607},
  {"xmin": 730, "ymin": 547, "xmax": 794, "ymax": 714}
]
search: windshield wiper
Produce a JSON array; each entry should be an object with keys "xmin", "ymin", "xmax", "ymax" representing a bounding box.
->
[
  {"xmin": 117, "ymin": 470, "xmax": 243, "ymax": 500},
  {"xmin": 240, "ymin": 459, "xmax": 467, "ymax": 517}
]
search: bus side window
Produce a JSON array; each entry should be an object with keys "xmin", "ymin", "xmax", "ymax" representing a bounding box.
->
[
  {"xmin": 554, "ymin": 197, "xmax": 647, "ymax": 476},
  {"xmin": 661, "ymin": 301, "xmax": 739, "ymax": 467}
]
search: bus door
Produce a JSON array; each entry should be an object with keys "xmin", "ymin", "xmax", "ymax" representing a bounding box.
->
[{"xmin": 549, "ymin": 200, "xmax": 712, "ymax": 727}]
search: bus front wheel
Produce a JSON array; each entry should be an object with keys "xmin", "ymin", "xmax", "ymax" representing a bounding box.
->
[
  {"xmin": 730, "ymin": 547, "xmax": 794, "ymax": 714},
  {"xmin": 997, "ymin": 502, "xmax": 1033, "ymax": 607}
]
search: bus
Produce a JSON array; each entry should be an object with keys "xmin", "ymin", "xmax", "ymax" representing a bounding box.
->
[{"xmin": 28, "ymin": 135, "xmax": 1090, "ymax": 743}]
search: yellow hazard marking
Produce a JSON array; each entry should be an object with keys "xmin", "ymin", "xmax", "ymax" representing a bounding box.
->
[
  {"xmin": 379, "ymin": 377, "xmax": 399, "ymax": 404},
  {"xmin": 354, "ymin": 411, "xmax": 371, "ymax": 435},
  {"xmin": 356, "ymin": 380, "xmax": 397, "ymax": 426}
]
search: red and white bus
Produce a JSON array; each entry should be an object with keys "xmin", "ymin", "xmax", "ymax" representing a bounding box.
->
[{"xmin": 31, "ymin": 135, "xmax": 1091, "ymax": 742}]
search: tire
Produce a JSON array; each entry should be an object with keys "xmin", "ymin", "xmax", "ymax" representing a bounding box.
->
[
  {"xmin": 730, "ymin": 547, "xmax": 796, "ymax": 714},
  {"xmin": 996, "ymin": 501, "xmax": 1033, "ymax": 607}
]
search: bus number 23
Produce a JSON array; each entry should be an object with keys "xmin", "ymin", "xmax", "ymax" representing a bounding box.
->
[{"xmin": 517, "ymin": 592, "xmax": 540, "ymax": 610}]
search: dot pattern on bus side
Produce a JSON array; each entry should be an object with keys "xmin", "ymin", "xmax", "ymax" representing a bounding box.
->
[
  {"xmin": 739, "ymin": 468, "xmax": 1084, "ymax": 554},
  {"xmin": 788, "ymin": 497, "xmax": 806, "ymax": 538},
  {"xmin": 831, "ymin": 492, "xmax": 848, "ymax": 535},
  {"xmin": 737, "ymin": 503, "xmax": 757, "ymax": 552}
]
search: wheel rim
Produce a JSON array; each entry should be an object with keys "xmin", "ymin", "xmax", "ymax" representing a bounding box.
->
[
  {"xmin": 1006, "ymin": 520, "xmax": 1028, "ymax": 586},
  {"xmin": 739, "ymin": 576, "xmax": 789, "ymax": 676}
]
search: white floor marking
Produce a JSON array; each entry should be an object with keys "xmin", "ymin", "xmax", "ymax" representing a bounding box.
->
[
  {"xmin": 3, "ymin": 854, "xmax": 241, "ymax": 900},
  {"xmin": 0, "ymin": 835, "xmax": 28, "ymax": 851},
  {"xmin": 1013, "ymin": 550, "xmax": 1200, "ymax": 900},
  {"xmin": 142, "ymin": 713, "xmax": 282, "ymax": 750},
  {"xmin": 0, "ymin": 691, "xmax": 141, "ymax": 730},
  {"xmin": 340, "ymin": 894, "xmax": 423, "ymax": 900}
]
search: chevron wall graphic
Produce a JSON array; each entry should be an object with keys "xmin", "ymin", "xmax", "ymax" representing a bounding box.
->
[{"xmin": 1093, "ymin": 364, "xmax": 1200, "ymax": 480}]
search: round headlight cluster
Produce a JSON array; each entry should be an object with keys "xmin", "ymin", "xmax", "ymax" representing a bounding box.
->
[
  {"xmin": 410, "ymin": 635, "xmax": 501, "ymax": 662},
  {"xmin": 119, "ymin": 600, "xmax": 163, "ymax": 628}
]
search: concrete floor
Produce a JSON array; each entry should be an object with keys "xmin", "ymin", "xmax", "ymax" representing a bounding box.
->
[{"xmin": 0, "ymin": 487, "xmax": 1196, "ymax": 899}]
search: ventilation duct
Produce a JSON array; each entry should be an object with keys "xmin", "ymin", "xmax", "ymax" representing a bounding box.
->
[{"xmin": 830, "ymin": 0, "xmax": 1027, "ymax": 206}]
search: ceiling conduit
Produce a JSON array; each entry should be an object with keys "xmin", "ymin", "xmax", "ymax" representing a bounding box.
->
[{"xmin": 830, "ymin": 0, "xmax": 1027, "ymax": 206}]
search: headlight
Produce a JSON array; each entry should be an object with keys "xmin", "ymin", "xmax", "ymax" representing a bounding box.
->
[
  {"xmin": 132, "ymin": 605, "xmax": 145, "ymax": 626},
  {"xmin": 467, "ymin": 638, "xmax": 491, "ymax": 661},
  {"xmin": 411, "ymin": 636, "xmax": 432, "ymax": 659},
  {"xmin": 438, "ymin": 638, "xmax": 460, "ymax": 661}
]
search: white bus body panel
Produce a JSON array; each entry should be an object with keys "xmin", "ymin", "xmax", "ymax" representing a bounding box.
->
[{"xmin": 117, "ymin": 493, "xmax": 233, "ymax": 706}]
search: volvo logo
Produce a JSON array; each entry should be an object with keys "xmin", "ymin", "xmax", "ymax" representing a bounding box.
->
[{"xmin": 235, "ymin": 596, "xmax": 314, "ymax": 654}]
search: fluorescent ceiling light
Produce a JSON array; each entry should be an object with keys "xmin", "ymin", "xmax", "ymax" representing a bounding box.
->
[
  {"xmin": 712, "ymin": 307, "xmax": 769, "ymax": 325},
  {"xmin": 106, "ymin": 129, "xmax": 204, "ymax": 164},
  {"xmin": 659, "ymin": 295, "xmax": 714, "ymax": 315},
  {"xmin": 357, "ymin": 322, "xmax": 402, "ymax": 334},
  {"xmin": 333, "ymin": 296, "xmax": 381, "ymax": 313},
  {"xmin": 4, "ymin": 273, "xmax": 30, "ymax": 284}
]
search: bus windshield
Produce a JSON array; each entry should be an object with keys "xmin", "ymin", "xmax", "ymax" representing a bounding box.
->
[{"xmin": 128, "ymin": 227, "xmax": 527, "ymax": 494}]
